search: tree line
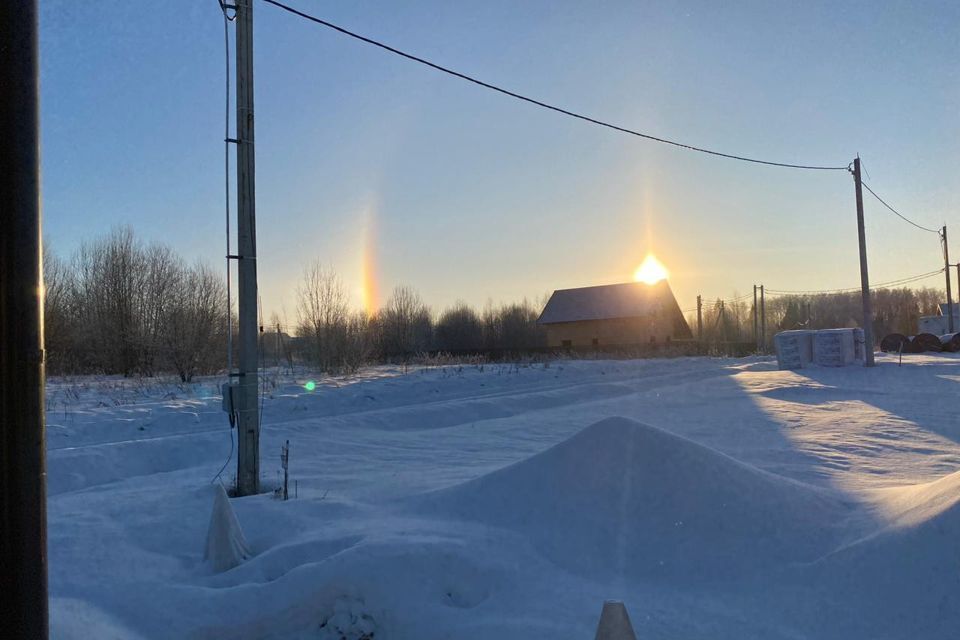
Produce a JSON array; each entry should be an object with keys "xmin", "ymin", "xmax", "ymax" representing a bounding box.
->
[
  {"xmin": 44, "ymin": 227, "xmax": 228, "ymax": 380},
  {"xmin": 42, "ymin": 229, "xmax": 547, "ymax": 378},
  {"xmin": 293, "ymin": 262, "xmax": 546, "ymax": 374}
]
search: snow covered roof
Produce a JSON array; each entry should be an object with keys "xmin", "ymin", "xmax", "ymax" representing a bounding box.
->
[
  {"xmin": 537, "ymin": 280, "xmax": 678, "ymax": 324},
  {"xmin": 937, "ymin": 303, "xmax": 960, "ymax": 316}
]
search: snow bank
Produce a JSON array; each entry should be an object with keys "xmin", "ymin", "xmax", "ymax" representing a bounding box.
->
[{"xmin": 412, "ymin": 416, "xmax": 850, "ymax": 580}]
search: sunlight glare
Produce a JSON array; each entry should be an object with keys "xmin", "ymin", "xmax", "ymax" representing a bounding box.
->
[{"xmin": 633, "ymin": 254, "xmax": 669, "ymax": 284}]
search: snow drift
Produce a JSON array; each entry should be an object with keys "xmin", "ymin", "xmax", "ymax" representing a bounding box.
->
[
  {"xmin": 412, "ymin": 416, "xmax": 851, "ymax": 580},
  {"xmin": 807, "ymin": 469, "xmax": 960, "ymax": 637}
]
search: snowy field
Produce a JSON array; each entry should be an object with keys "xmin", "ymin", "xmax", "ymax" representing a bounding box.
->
[{"xmin": 47, "ymin": 354, "xmax": 960, "ymax": 639}]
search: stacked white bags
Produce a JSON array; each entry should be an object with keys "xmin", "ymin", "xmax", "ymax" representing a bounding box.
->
[
  {"xmin": 773, "ymin": 330, "xmax": 815, "ymax": 370},
  {"xmin": 775, "ymin": 328, "xmax": 865, "ymax": 370},
  {"xmin": 813, "ymin": 329, "xmax": 857, "ymax": 367}
]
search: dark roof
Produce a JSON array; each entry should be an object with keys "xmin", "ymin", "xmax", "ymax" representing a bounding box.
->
[{"xmin": 537, "ymin": 280, "xmax": 679, "ymax": 324}]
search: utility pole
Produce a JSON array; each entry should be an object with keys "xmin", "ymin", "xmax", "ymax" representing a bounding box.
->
[
  {"xmin": 753, "ymin": 284, "xmax": 759, "ymax": 350},
  {"xmin": 0, "ymin": 1, "xmax": 48, "ymax": 636},
  {"xmin": 852, "ymin": 157, "xmax": 876, "ymax": 366},
  {"xmin": 235, "ymin": 0, "xmax": 260, "ymax": 496},
  {"xmin": 760, "ymin": 285, "xmax": 766, "ymax": 351},
  {"xmin": 942, "ymin": 226, "xmax": 954, "ymax": 333},
  {"xmin": 720, "ymin": 300, "xmax": 727, "ymax": 343},
  {"xmin": 696, "ymin": 295, "xmax": 703, "ymax": 341},
  {"xmin": 275, "ymin": 322, "xmax": 281, "ymax": 373}
]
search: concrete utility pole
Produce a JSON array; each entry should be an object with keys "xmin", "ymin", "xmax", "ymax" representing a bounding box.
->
[
  {"xmin": 942, "ymin": 226, "xmax": 954, "ymax": 333},
  {"xmin": 0, "ymin": 1, "xmax": 49, "ymax": 636},
  {"xmin": 235, "ymin": 0, "xmax": 260, "ymax": 496},
  {"xmin": 852, "ymin": 158, "xmax": 876, "ymax": 366}
]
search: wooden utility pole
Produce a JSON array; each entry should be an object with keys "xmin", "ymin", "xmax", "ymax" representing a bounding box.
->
[
  {"xmin": 235, "ymin": 0, "xmax": 260, "ymax": 495},
  {"xmin": 0, "ymin": 1, "xmax": 48, "ymax": 636},
  {"xmin": 275, "ymin": 322, "xmax": 281, "ymax": 373},
  {"xmin": 852, "ymin": 157, "xmax": 875, "ymax": 366},
  {"xmin": 720, "ymin": 300, "xmax": 727, "ymax": 343},
  {"xmin": 943, "ymin": 226, "xmax": 954, "ymax": 333},
  {"xmin": 760, "ymin": 285, "xmax": 766, "ymax": 351},
  {"xmin": 753, "ymin": 284, "xmax": 759, "ymax": 350},
  {"xmin": 696, "ymin": 295, "xmax": 703, "ymax": 341}
]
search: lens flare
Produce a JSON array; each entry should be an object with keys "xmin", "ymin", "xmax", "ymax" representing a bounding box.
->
[
  {"xmin": 304, "ymin": 380, "xmax": 316, "ymax": 392},
  {"xmin": 633, "ymin": 254, "xmax": 669, "ymax": 285},
  {"xmin": 360, "ymin": 204, "xmax": 379, "ymax": 315}
]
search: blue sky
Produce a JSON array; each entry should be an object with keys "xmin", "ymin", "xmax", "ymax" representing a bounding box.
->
[{"xmin": 40, "ymin": 1, "xmax": 960, "ymax": 320}]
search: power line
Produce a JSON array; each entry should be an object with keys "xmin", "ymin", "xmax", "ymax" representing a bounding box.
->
[
  {"xmin": 765, "ymin": 268, "xmax": 944, "ymax": 295},
  {"xmin": 262, "ymin": 0, "xmax": 849, "ymax": 172},
  {"xmin": 860, "ymin": 180, "xmax": 940, "ymax": 234}
]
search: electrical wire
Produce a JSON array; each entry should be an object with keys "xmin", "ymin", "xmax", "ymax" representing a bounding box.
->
[
  {"xmin": 222, "ymin": 7, "xmax": 234, "ymax": 372},
  {"xmin": 860, "ymin": 180, "xmax": 940, "ymax": 234},
  {"xmin": 211, "ymin": 421, "xmax": 235, "ymax": 486},
  {"xmin": 261, "ymin": 0, "xmax": 849, "ymax": 171},
  {"xmin": 765, "ymin": 268, "xmax": 944, "ymax": 295},
  {"xmin": 215, "ymin": 0, "xmax": 238, "ymax": 491}
]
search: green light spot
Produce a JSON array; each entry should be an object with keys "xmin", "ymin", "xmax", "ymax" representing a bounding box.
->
[{"xmin": 304, "ymin": 380, "xmax": 316, "ymax": 392}]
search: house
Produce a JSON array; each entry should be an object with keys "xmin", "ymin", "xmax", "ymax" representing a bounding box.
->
[
  {"xmin": 919, "ymin": 303, "xmax": 960, "ymax": 336},
  {"xmin": 537, "ymin": 280, "xmax": 693, "ymax": 348}
]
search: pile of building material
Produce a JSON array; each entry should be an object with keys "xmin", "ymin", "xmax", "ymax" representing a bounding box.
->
[
  {"xmin": 775, "ymin": 328, "xmax": 865, "ymax": 370},
  {"xmin": 773, "ymin": 330, "xmax": 815, "ymax": 370},
  {"xmin": 879, "ymin": 332, "xmax": 949, "ymax": 354},
  {"xmin": 940, "ymin": 333, "xmax": 960, "ymax": 352},
  {"xmin": 911, "ymin": 333, "xmax": 942, "ymax": 353},
  {"xmin": 880, "ymin": 333, "xmax": 910, "ymax": 353}
]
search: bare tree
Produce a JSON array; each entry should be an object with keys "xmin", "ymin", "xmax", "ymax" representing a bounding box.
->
[
  {"xmin": 296, "ymin": 262, "xmax": 350, "ymax": 372},
  {"xmin": 42, "ymin": 242, "xmax": 77, "ymax": 374},
  {"xmin": 164, "ymin": 261, "xmax": 228, "ymax": 382},
  {"xmin": 72, "ymin": 226, "xmax": 142, "ymax": 374},
  {"xmin": 378, "ymin": 285, "xmax": 432, "ymax": 359},
  {"xmin": 435, "ymin": 301, "xmax": 482, "ymax": 352}
]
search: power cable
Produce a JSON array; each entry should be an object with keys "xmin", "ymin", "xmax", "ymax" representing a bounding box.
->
[
  {"xmin": 860, "ymin": 180, "xmax": 940, "ymax": 234},
  {"xmin": 215, "ymin": 0, "xmax": 237, "ymax": 490},
  {"xmin": 765, "ymin": 268, "xmax": 944, "ymax": 295},
  {"xmin": 222, "ymin": 6, "xmax": 234, "ymax": 372},
  {"xmin": 261, "ymin": 0, "xmax": 849, "ymax": 171}
]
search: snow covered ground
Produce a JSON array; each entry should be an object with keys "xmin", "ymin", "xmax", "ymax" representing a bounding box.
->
[{"xmin": 46, "ymin": 354, "xmax": 960, "ymax": 639}]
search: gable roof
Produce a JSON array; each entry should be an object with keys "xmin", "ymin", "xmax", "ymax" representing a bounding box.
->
[{"xmin": 537, "ymin": 280, "xmax": 679, "ymax": 324}]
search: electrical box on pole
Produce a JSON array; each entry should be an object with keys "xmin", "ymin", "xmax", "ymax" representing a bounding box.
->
[
  {"xmin": 234, "ymin": 0, "xmax": 260, "ymax": 496},
  {"xmin": 852, "ymin": 157, "xmax": 876, "ymax": 366}
]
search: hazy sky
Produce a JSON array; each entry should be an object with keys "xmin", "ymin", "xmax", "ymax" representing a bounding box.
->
[{"xmin": 39, "ymin": 1, "xmax": 960, "ymax": 321}]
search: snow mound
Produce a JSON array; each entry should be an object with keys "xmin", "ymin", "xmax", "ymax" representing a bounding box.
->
[
  {"xmin": 204, "ymin": 483, "xmax": 251, "ymax": 572},
  {"xmin": 413, "ymin": 416, "xmax": 850, "ymax": 580},
  {"xmin": 810, "ymin": 470, "xmax": 960, "ymax": 637}
]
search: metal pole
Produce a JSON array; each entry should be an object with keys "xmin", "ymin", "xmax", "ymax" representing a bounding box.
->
[
  {"xmin": 0, "ymin": 1, "xmax": 49, "ymax": 636},
  {"xmin": 235, "ymin": 0, "xmax": 260, "ymax": 495},
  {"xmin": 852, "ymin": 158, "xmax": 876, "ymax": 366},
  {"xmin": 696, "ymin": 295, "xmax": 703, "ymax": 341},
  {"xmin": 943, "ymin": 226, "xmax": 954, "ymax": 333}
]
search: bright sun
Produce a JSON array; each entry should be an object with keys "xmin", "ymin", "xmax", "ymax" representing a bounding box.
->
[{"xmin": 633, "ymin": 254, "xmax": 669, "ymax": 284}]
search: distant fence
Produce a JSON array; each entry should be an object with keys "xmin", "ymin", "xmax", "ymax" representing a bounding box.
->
[{"xmin": 416, "ymin": 340, "xmax": 761, "ymax": 362}]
